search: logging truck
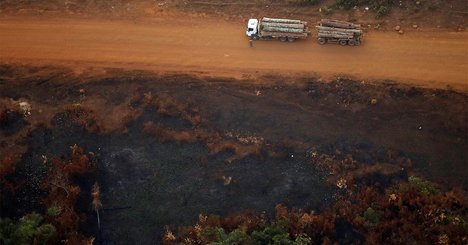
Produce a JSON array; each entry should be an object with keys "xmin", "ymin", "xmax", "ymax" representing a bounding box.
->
[
  {"xmin": 246, "ymin": 17, "xmax": 310, "ymax": 42},
  {"xmin": 315, "ymin": 19, "xmax": 363, "ymax": 46}
]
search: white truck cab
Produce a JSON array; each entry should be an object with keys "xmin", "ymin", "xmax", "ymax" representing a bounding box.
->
[{"xmin": 246, "ymin": 19, "xmax": 258, "ymax": 37}]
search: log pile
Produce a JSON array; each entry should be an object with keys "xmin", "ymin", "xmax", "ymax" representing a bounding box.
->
[
  {"xmin": 316, "ymin": 19, "xmax": 362, "ymax": 40},
  {"xmin": 260, "ymin": 17, "xmax": 309, "ymax": 35}
]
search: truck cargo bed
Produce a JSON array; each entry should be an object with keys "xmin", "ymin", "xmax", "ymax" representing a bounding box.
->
[
  {"xmin": 315, "ymin": 19, "xmax": 363, "ymax": 45},
  {"xmin": 258, "ymin": 17, "xmax": 309, "ymax": 40}
]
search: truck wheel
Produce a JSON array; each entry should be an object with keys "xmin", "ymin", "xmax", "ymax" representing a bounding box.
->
[
  {"xmin": 279, "ymin": 37, "xmax": 288, "ymax": 42},
  {"xmin": 355, "ymin": 40, "xmax": 361, "ymax": 45},
  {"xmin": 253, "ymin": 35, "xmax": 259, "ymax": 40},
  {"xmin": 339, "ymin": 40, "xmax": 347, "ymax": 46},
  {"xmin": 348, "ymin": 40, "xmax": 356, "ymax": 46},
  {"xmin": 288, "ymin": 37, "xmax": 296, "ymax": 42},
  {"xmin": 318, "ymin": 38, "xmax": 326, "ymax": 45}
]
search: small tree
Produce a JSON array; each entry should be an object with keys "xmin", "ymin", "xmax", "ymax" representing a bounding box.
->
[
  {"xmin": 91, "ymin": 182, "xmax": 103, "ymax": 230},
  {"xmin": 0, "ymin": 213, "xmax": 57, "ymax": 245}
]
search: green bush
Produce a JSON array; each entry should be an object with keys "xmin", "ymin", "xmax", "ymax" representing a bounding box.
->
[
  {"xmin": 0, "ymin": 213, "xmax": 56, "ymax": 245},
  {"xmin": 222, "ymin": 229, "xmax": 252, "ymax": 244},
  {"xmin": 46, "ymin": 206, "xmax": 62, "ymax": 217},
  {"xmin": 201, "ymin": 218, "xmax": 310, "ymax": 245},
  {"xmin": 335, "ymin": 0, "xmax": 397, "ymax": 15},
  {"xmin": 294, "ymin": 234, "xmax": 312, "ymax": 245},
  {"xmin": 407, "ymin": 176, "xmax": 440, "ymax": 195},
  {"xmin": 35, "ymin": 224, "xmax": 56, "ymax": 243},
  {"xmin": 335, "ymin": 0, "xmax": 359, "ymax": 9},
  {"xmin": 249, "ymin": 218, "xmax": 292, "ymax": 244},
  {"xmin": 376, "ymin": 5, "xmax": 390, "ymax": 17},
  {"xmin": 205, "ymin": 228, "xmax": 252, "ymax": 245},
  {"xmin": 363, "ymin": 207, "xmax": 380, "ymax": 224},
  {"xmin": 202, "ymin": 227, "xmax": 227, "ymax": 243}
]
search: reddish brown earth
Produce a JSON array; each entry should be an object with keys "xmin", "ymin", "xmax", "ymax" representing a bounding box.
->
[
  {"xmin": 0, "ymin": 13, "xmax": 467, "ymax": 91},
  {"xmin": 0, "ymin": 4, "xmax": 467, "ymax": 244}
]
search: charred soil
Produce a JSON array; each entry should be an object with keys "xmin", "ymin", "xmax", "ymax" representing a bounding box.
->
[{"xmin": 0, "ymin": 64, "xmax": 467, "ymax": 244}]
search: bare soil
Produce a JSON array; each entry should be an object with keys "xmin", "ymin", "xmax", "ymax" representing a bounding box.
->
[{"xmin": 1, "ymin": 13, "xmax": 467, "ymax": 91}]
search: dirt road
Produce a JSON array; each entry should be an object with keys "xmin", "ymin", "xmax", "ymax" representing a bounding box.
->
[{"xmin": 1, "ymin": 15, "xmax": 467, "ymax": 90}]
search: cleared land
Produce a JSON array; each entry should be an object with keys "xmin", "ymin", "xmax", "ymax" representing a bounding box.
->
[{"xmin": 0, "ymin": 15, "xmax": 467, "ymax": 90}]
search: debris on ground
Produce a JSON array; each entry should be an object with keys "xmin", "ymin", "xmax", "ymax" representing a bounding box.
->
[
  {"xmin": 222, "ymin": 176, "xmax": 232, "ymax": 186},
  {"xmin": 336, "ymin": 178, "xmax": 347, "ymax": 189},
  {"xmin": 18, "ymin": 101, "xmax": 31, "ymax": 116}
]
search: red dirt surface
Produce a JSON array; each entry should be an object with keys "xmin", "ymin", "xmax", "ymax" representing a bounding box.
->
[{"xmin": 0, "ymin": 13, "xmax": 467, "ymax": 91}]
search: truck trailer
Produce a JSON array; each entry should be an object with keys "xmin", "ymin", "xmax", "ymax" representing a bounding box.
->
[
  {"xmin": 315, "ymin": 19, "xmax": 363, "ymax": 46},
  {"xmin": 246, "ymin": 17, "xmax": 310, "ymax": 42}
]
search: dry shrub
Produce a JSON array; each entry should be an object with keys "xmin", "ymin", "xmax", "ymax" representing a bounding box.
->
[
  {"xmin": 91, "ymin": 182, "xmax": 102, "ymax": 230},
  {"xmin": 221, "ymin": 210, "xmax": 266, "ymax": 232},
  {"xmin": 275, "ymin": 204, "xmax": 289, "ymax": 219},
  {"xmin": 143, "ymin": 121, "xmax": 200, "ymax": 143},
  {"xmin": 140, "ymin": 92, "xmax": 202, "ymax": 127},
  {"xmin": 162, "ymin": 229, "xmax": 176, "ymax": 245},
  {"xmin": 58, "ymin": 105, "xmax": 101, "ymax": 133},
  {"xmin": 0, "ymin": 108, "xmax": 8, "ymax": 124},
  {"xmin": 0, "ymin": 151, "xmax": 17, "ymax": 178},
  {"xmin": 62, "ymin": 144, "xmax": 91, "ymax": 176},
  {"xmin": 173, "ymin": 177, "xmax": 468, "ymax": 244},
  {"xmin": 144, "ymin": 119, "xmax": 264, "ymax": 163},
  {"xmin": 91, "ymin": 182, "xmax": 102, "ymax": 211},
  {"xmin": 0, "ymin": 98, "xmax": 21, "ymax": 113},
  {"xmin": 0, "ymin": 151, "xmax": 19, "ymax": 193},
  {"xmin": 41, "ymin": 144, "xmax": 94, "ymax": 243},
  {"xmin": 207, "ymin": 140, "xmax": 263, "ymax": 163},
  {"xmin": 0, "ymin": 99, "xmax": 28, "ymax": 134},
  {"xmin": 311, "ymin": 152, "xmax": 411, "ymax": 190},
  {"xmin": 328, "ymin": 183, "xmax": 468, "ymax": 244},
  {"xmin": 139, "ymin": 92, "xmax": 269, "ymax": 163}
]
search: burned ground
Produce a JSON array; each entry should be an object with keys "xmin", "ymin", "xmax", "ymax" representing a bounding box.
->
[{"xmin": 0, "ymin": 64, "xmax": 467, "ymax": 244}]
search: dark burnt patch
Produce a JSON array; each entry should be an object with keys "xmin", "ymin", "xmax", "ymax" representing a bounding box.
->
[{"xmin": 0, "ymin": 109, "xmax": 29, "ymax": 136}]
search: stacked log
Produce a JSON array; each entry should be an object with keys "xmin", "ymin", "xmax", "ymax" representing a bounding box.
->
[
  {"xmin": 262, "ymin": 17, "xmax": 306, "ymax": 25},
  {"xmin": 260, "ymin": 17, "xmax": 308, "ymax": 34},
  {"xmin": 263, "ymin": 26, "xmax": 306, "ymax": 33},
  {"xmin": 316, "ymin": 25, "xmax": 362, "ymax": 34},
  {"xmin": 319, "ymin": 19, "xmax": 361, "ymax": 29},
  {"xmin": 262, "ymin": 22, "xmax": 305, "ymax": 30},
  {"xmin": 316, "ymin": 25, "xmax": 362, "ymax": 39}
]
